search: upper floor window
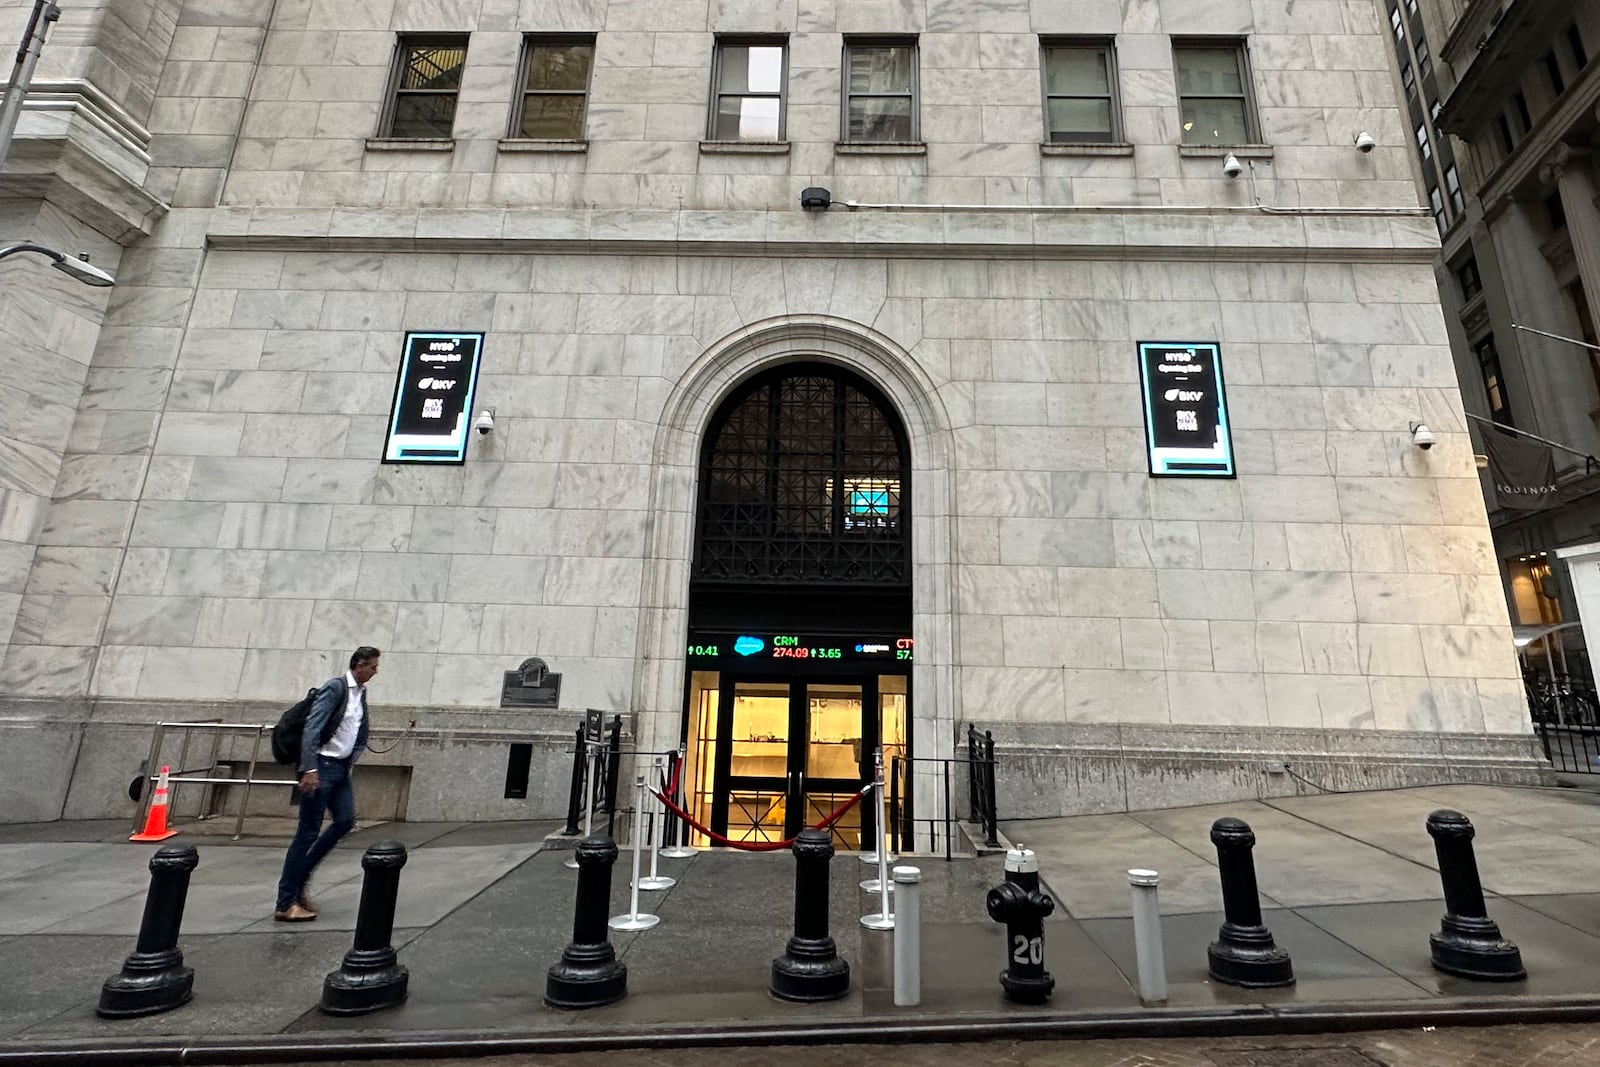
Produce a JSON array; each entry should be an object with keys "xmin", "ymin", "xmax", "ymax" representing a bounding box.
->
[
  {"xmin": 1545, "ymin": 51, "xmax": 1567, "ymax": 97},
  {"xmin": 1456, "ymin": 255, "xmax": 1481, "ymax": 301},
  {"xmin": 1415, "ymin": 37, "xmax": 1432, "ymax": 80},
  {"xmin": 1570, "ymin": 24, "xmax": 1589, "ymax": 69},
  {"xmin": 513, "ymin": 36, "xmax": 594, "ymax": 139},
  {"xmin": 1445, "ymin": 164, "xmax": 1464, "ymax": 213},
  {"xmin": 711, "ymin": 39, "xmax": 787, "ymax": 141},
  {"xmin": 1041, "ymin": 40, "xmax": 1119, "ymax": 143},
  {"xmin": 382, "ymin": 35, "xmax": 468, "ymax": 138},
  {"xmin": 843, "ymin": 39, "xmax": 918, "ymax": 142},
  {"xmin": 1174, "ymin": 40, "xmax": 1258, "ymax": 145},
  {"xmin": 1401, "ymin": 61, "xmax": 1415, "ymax": 97},
  {"xmin": 1415, "ymin": 122, "xmax": 1431, "ymax": 161},
  {"xmin": 1390, "ymin": 7, "xmax": 1404, "ymax": 41},
  {"xmin": 1474, "ymin": 335, "xmax": 1511, "ymax": 425},
  {"xmin": 1430, "ymin": 99, "xmax": 1442, "ymax": 122},
  {"xmin": 1428, "ymin": 183, "xmax": 1445, "ymax": 229}
]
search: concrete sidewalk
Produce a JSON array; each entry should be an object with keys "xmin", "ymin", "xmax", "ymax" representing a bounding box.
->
[{"xmin": 4, "ymin": 784, "xmax": 1600, "ymax": 1063}]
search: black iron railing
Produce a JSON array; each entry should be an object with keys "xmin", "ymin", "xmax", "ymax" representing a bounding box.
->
[{"xmin": 885, "ymin": 726, "xmax": 999, "ymax": 860}]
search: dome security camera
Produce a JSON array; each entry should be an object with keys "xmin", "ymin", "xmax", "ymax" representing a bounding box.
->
[
  {"xmin": 1355, "ymin": 130, "xmax": 1376, "ymax": 153},
  {"xmin": 1409, "ymin": 421, "xmax": 1435, "ymax": 450},
  {"xmin": 474, "ymin": 409, "xmax": 496, "ymax": 435},
  {"xmin": 1221, "ymin": 153, "xmax": 1243, "ymax": 178}
]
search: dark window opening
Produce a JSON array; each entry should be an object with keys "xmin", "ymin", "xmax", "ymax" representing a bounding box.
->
[
  {"xmin": 1545, "ymin": 52, "xmax": 1567, "ymax": 96},
  {"xmin": 1547, "ymin": 191, "xmax": 1567, "ymax": 233},
  {"xmin": 1475, "ymin": 335, "xmax": 1512, "ymax": 425},
  {"xmin": 1570, "ymin": 24, "xmax": 1589, "ymax": 69},
  {"xmin": 1456, "ymin": 255, "xmax": 1481, "ymax": 300},
  {"xmin": 384, "ymin": 35, "xmax": 468, "ymax": 139}
]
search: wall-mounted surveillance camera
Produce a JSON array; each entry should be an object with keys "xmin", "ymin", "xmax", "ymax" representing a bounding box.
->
[
  {"xmin": 800, "ymin": 186, "xmax": 832, "ymax": 211},
  {"xmin": 1355, "ymin": 131, "xmax": 1376, "ymax": 153},
  {"xmin": 1221, "ymin": 153, "xmax": 1243, "ymax": 178},
  {"xmin": 474, "ymin": 409, "xmax": 496, "ymax": 435},
  {"xmin": 1409, "ymin": 421, "xmax": 1435, "ymax": 450}
]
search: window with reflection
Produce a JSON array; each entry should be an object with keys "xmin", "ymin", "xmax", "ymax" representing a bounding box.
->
[
  {"xmin": 844, "ymin": 39, "xmax": 918, "ymax": 142},
  {"xmin": 1174, "ymin": 40, "xmax": 1258, "ymax": 144},
  {"xmin": 1042, "ymin": 40, "xmax": 1119, "ymax": 143},
  {"xmin": 711, "ymin": 39, "xmax": 786, "ymax": 141},
  {"xmin": 514, "ymin": 36, "xmax": 594, "ymax": 139},
  {"xmin": 384, "ymin": 36, "xmax": 468, "ymax": 138}
]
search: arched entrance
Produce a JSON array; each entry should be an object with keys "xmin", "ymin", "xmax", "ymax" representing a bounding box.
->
[{"xmin": 680, "ymin": 363, "xmax": 913, "ymax": 847}]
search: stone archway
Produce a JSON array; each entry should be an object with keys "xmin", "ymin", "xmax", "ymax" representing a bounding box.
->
[{"xmin": 632, "ymin": 315, "xmax": 958, "ymax": 765}]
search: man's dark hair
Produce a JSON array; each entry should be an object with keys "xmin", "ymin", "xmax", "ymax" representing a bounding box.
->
[{"xmin": 350, "ymin": 646, "xmax": 382, "ymax": 669}]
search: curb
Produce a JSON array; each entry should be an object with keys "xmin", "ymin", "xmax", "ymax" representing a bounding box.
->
[{"xmin": 7, "ymin": 995, "xmax": 1600, "ymax": 1065}]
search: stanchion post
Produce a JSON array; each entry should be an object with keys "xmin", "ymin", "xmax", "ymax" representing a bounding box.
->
[
  {"xmin": 1206, "ymin": 817, "xmax": 1293, "ymax": 987},
  {"xmin": 661, "ymin": 743, "xmax": 696, "ymax": 858},
  {"xmin": 320, "ymin": 842, "xmax": 409, "ymax": 1015},
  {"xmin": 547, "ymin": 834, "xmax": 628, "ymax": 1008},
  {"xmin": 888, "ymin": 754, "xmax": 900, "ymax": 857},
  {"xmin": 1426, "ymin": 809, "xmax": 1524, "ymax": 980},
  {"xmin": 892, "ymin": 865, "xmax": 921, "ymax": 1006},
  {"xmin": 603, "ymin": 715, "xmax": 623, "ymax": 837},
  {"xmin": 771, "ymin": 828, "xmax": 850, "ymax": 1001},
  {"xmin": 565, "ymin": 742, "xmax": 599, "ymax": 871},
  {"xmin": 638, "ymin": 755, "xmax": 675, "ymax": 891},
  {"xmin": 97, "ymin": 844, "xmax": 199, "ymax": 1018},
  {"xmin": 1128, "ymin": 868, "xmax": 1167, "ymax": 1005},
  {"xmin": 608, "ymin": 775, "xmax": 660, "ymax": 932},
  {"xmin": 562, "ymin": 725, "xmax": 585, "ymax": 836}
]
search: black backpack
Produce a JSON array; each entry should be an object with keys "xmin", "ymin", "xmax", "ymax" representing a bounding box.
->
[{"xmin": 270, "ymin": 678, "xmax": 347, "ymax": 766}]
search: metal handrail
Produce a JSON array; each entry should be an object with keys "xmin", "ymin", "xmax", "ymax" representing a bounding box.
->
[{"xmin": 134, "ymin": 720, "xmax": 289, "ymax": 841}]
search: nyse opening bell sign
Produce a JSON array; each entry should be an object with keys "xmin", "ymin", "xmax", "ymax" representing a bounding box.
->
[
  {"xmin": 382, "ymin": 332, "xmax": 484, "ymax": 464},
  {"xmin": 1136, "ymin": 341, "xmax": 1236, "ymax": 477}
]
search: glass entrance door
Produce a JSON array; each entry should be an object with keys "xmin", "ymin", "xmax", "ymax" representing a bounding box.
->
[{"xmin": 713, "ymin": 676, "xmax": 874, "ymax": 847}]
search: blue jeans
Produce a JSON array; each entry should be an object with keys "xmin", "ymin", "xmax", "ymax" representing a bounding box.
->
[{"xmin": 276, "ymin": 755, "xmax": 355, "ymax": 911}]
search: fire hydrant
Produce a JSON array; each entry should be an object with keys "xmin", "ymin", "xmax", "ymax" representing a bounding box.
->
[{"xmin": 985, "ymin": 845, "xmax": 1055, "ymax": 1003}]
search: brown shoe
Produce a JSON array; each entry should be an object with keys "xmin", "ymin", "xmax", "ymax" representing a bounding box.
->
[
  {"xmin": 273, "ymin": 903, "xmax": 316, "ymax": 923},
  {"xmin": 297, "ymin": 893, "xmax": 318, "ymax": 916}
]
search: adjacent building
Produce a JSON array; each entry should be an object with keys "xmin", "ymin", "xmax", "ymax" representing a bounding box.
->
[
  {"xmin": 1391, "ymin": 0, "xmax": 1600, "ymax": 698},
  {"xmin": 0, "ymin": 0, "xmax": 1544, "ymax": 831}
]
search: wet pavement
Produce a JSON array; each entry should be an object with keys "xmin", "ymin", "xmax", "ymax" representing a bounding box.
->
[{"xmin": 3, "ymin": 784, "xmax": 1600, "ymax": 1063}]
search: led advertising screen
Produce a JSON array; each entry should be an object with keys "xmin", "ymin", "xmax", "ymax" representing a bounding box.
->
[
  {"xmin": 685, "ymin": 633, "xmax": 914, "ymax": 663},
  {"xmin": 382, "ymin": 331, "xmax": 484, "ymax": 464},
  {"xmin": 1136, "ymin": 341, "xmax": 1235, "ymax": 477}
]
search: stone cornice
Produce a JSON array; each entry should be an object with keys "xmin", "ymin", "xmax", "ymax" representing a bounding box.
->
[
  {"xmin": 205, "ymin": 206, "xmax": 1441, "ymax": 263},
  {"xmin": 1472, "ymin": 65, "xmax": 1600, "ymax": 218}
]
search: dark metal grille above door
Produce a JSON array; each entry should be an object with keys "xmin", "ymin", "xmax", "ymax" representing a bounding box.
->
[{"xmin": 693, "ymin": 364, "xmax": 910, "ymax": 587}]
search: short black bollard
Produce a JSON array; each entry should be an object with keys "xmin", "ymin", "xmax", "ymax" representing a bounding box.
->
[
  {"xmin": 546, "ymin": 834, "xmax": 628, "ymax": 1008},
  {"xmin": 97, "ymin": 844, "xmax": 199, "ymax": 1018},
  {"xmin": 985, "ymin": 845, "xmax": 1055, "ymax": 1003},
  {"xmin": 1426, "ymin": 809, "xmax": 1524, "ymax": 980},
  {"xmin": 1206, "ymin": 817, "xmax": 1294, "ymax": 988},
  {"xmin": 771, "ymin": 828, "xmax": 850, "ymax": 1001},
  {"xmin": 321, "ymin": 841, "xmax": 409, "ymax": 1015}
]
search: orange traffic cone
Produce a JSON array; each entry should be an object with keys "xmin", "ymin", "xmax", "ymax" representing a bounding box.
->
[{"xmin": 130, "ymin": 765, "xmax": 179, "ymax": 842}]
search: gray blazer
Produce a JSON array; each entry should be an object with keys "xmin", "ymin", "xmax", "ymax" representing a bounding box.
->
[{"xmin": 297, "ymin": 674, "xmax": 370, "ymax": 774}]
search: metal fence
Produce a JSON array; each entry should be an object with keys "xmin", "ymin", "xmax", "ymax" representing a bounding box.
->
[{"xmin": 884, "ymin": 725, "xmax": 1000, "ymax": 860}]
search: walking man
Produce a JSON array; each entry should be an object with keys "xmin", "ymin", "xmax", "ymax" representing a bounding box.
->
[{"xmin": 274, "ymin": 646, "xmax": 379, "ymax": 922}]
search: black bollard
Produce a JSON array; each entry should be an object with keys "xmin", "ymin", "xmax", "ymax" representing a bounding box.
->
[
  {"xmin": 97, "ymin": 844, "xmax": 199, "ymax": 1018},
  {"xmin": 602, "ymin": 715, "xmax": 623, "ymax": 837},
  {"xmin": 1426, "ymin": 810, "xmax": 1524, "ymax": 980},
  {"xmin": 546, "ymin": 834, "xmax": 628, "ymax": 1008},
  {"xmin": 1206, "ymin": 818, "xmax": 1294, "ymax": 988},
  {"xmin": 321, "ymin": 842, "xmax": 410, "ymax": 1015},
  {"xmin": 562, "ymin": 725, "xmax": 586, "ymax": 836},
  {"xmin": 771, "ymin": 828, "xmax": 850, "ymax": 1001}
]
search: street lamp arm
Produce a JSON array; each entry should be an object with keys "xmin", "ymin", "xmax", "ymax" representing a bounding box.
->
[{"xmin": 0, "ymin": 241, "xmax": 115, "ymax": 285}]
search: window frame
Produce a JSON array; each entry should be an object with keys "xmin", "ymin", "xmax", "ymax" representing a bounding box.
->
[
  {"xmin": 708, "ymin": 36, "xmax": 789, "ymax": 142},
  {"xmin": 841, "ymin": 36, "xmax": 920, "ymax": 144},
  {"xmin": 1455, "ymin": 255, "xmax": 1482, "ymax": 301},
  {"xmin": 510, "ymin": 33, "xmax": 596, "ymax": 141},
  {"xmin": 1172, "ymin": 38, "xmax": 1261, "ymax": 146},
  {"xmin": 1400, "ymin": 60, "xmax": 1415, "ymax": 97},
  {"xmin": 1569, "ymin": 23, "xmax": 1589, "ymax": 69},
  {"xmin": 1039, "ymin": 37, "xmax": 1121, "ymax": 144},
  {"xmin": 379, "ymin": 34, "xmax": 471, "ymax": 140},
  {"xmin": 1444, "ymin": 164, "xmax": 1464, "ymax": 214},
  {"xmin": 1474, "ymin": 334, "xmax": 1511, "ymax": 425},
  {"xmin": 1414, "ymin": 121, "xmax": 1431, "ymax": 161}
]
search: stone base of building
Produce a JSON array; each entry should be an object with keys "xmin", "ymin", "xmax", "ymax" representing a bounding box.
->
[
  {"xmin": 0, "ymin": 698, "xmax": 590, "ymax": 825},
  {"xmin": 969, "ymin": 721, "xmax": 1555, "ymax": 820}
]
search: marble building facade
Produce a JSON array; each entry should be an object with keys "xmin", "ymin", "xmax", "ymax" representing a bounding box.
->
[{"xmin": 0, "ymin": 0, "xmax": 1544, "ymax": 824}]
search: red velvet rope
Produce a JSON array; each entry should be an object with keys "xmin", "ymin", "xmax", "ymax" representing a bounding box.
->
[{"xmin": 653, "ymin": 775, "xmax": 868, "ymax": 852}]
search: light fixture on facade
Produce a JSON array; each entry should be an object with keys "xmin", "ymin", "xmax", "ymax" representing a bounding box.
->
[
  {"xmin": 800, "ymin": 186, "xmax": 832, "ymax": 211},
  {"xmin": 0, "ymin": 242, "xmax": 115, "ymax": 286},
  {"xmin": 1221, "ymin": 153, "xmax": 1243, "ymax": 178}
]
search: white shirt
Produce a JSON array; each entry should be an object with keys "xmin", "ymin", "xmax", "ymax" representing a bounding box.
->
[{"xmin": 319, "ymin": 671, "xmax": 366, "ymax": 759}]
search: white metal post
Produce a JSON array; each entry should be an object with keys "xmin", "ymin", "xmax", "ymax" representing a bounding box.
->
[
  {"xmin": 661, "ymin": 743, "xmax": 696, "ymax": 857},
  {"xmin": 892, "ymin": 865, "xmax": 921, "ymax": 1005},
  {"xmin": 638, "ymin": 754, "xmax": 675, "ymax": 890},
  {"xmin": 608, "ymin": 776, "xmax": 660, "ymax": 931},
  {"xmin": 564, "ymin": 742, "xmax": 600, "ymax": 870},
  {"xmin": 1128, "ymin": 868, "xmax": 1167, "ymax": 1004}
]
